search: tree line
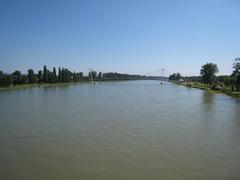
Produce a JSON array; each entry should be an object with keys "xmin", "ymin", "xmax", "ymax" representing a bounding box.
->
[
  {"xmin": 168, "ymin": 57, "xmax": 240, "ymax": 91},
  {"xmin": 0, "ymin": 66, "xmax": 164, "ymax": 87},
  {"xmin": 0, "ymin": 66, "xmax": 90, "ymax": 87},
  {"xmin": 102, "ymin": 72, "xmax": 165, "ymax": 81}
]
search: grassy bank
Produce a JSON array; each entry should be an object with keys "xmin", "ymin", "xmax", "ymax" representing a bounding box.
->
[{"xmin": 175, "ymin": 81, "xmax": 240, "ymax": 98}]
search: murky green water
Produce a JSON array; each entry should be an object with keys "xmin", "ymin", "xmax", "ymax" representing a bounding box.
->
[{"xmin": 1, "ymin": 81, "xmax": 240, "ymax": 180}]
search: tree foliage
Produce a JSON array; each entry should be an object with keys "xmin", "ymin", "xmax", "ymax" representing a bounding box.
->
[
  {"xmin": 28, "ymin": 69, "xmax": 36, "ymax": 83},
  {"xmin": 12, "ymin": 70, "xmax": 23, "ymax": 85},
  {"xmin": 169, "ymin": 73, "xmax": 182, "ymax": 81},
  {"xmin": 0, "ymin": 70, "xmax": 12, "ymax": 87},
  {"xmin": 102, "ymin": 72, "xmax": 148, "ymax": 81},
  {"xmin": 231, "ymin": 57, "xmax": 240, "ymax": 90},
  {"xmin": 53, "ymin": 67, "xmax": 57, "ymax": 83},
  {"xmin": 43, "ymin": 66, "xmax": 48, "ymax": 83},
  {"xmin": 38, "ymin": 70, "xmax": 43, "ymax": 84},
  {"xmin": 200, "ymin": 63, "xmax": 218, "ymax": 85}
]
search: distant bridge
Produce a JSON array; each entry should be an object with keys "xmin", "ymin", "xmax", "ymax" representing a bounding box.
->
[
  {"xmin": 84, "ymin": 68, "xmax": 171, "ymax": 78},
  {"xmin": 144, "ymin": 68, "xmax": 171, "ymax": 77}
]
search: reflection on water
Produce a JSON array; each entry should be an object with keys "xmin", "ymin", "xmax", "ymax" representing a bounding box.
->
[
  {"xmin": 202, "ymin": 91, "xmax": 215, "ymax": 108},
  {"xmin": 0, "ymin": 81, "xmax": 240, "ymax": 180}
]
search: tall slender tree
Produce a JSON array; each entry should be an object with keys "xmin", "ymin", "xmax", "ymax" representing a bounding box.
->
[
  {"xmin": 43, "ymin": 65, "xmax": 48, "ymax": 83},
  {"xmin": 62, "ymin": 68, "xmax": 65, "ymax": 82},
  {"xmin": 27, "ymin": 69, "xmax": 35, "ymax": 83},
  {"xmin": 53, "ymin": 67, "xmax": 57, "ymax": 83},
  {"xmin": 37, "ymin": 70, "xmax": 43, "ymax": 84},
  {"xmin": 58, "ymin": 67, "xmax": 62, "ymax": 82}
]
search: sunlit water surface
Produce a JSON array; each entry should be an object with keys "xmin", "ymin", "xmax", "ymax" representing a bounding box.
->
[{"xmin": 1, "ymin": 81, "xmax": 240, "ymax": 180}]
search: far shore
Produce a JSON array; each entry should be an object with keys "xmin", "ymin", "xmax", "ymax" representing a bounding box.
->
[{"xmin": 0, "ymin": 79, "xmax": 147, "ymax": 91}]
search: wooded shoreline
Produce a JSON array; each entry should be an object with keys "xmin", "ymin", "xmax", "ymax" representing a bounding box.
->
[
  {"xmin": 0, "ymin": 65, "xmax": 165, "ymax": 89},
  {"xmin": 174, "ymin": 81, "xmax": 240, "ymax": 98}
]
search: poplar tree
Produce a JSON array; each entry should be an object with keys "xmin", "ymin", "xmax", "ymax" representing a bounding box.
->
[
  {"xmin": 43, "ymin": 65, "xmax": 48, "ymax": 83},
  {"xmin": 53, "ymin": 67, "xmax": 57, "ymax": 83},
  {"xmin": 28, "ymin": 69, "xmax": 35, "ymax": 83},
  {"xmin": 38, "ymin": 70, "xmax": 43, "ymax": 83}
]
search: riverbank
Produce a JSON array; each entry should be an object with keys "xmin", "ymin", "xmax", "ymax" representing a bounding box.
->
[
  {"xmin": 175, "ymin": 81, "xmax": 240, "ymax": 98},
  {"xmin": 0, "ymin": 82, "xmax": 84, "ymax": 91},
  {"xmin": 0, "ymin": 78, "xmax": 163, "ymax": 91}
]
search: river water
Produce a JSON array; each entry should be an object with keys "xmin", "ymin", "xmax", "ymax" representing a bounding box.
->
[{"xmin": 0, "ymin": 80, "xmax": 240, "ymax": 179}]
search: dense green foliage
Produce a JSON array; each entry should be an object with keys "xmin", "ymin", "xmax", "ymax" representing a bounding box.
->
[
  {"xmin": 2, "ymin": 58, "xmax": 239, "ymax": 91},
  {"xmin": 169, "ymin": 58, "xmax": 240, "ymax": 92},
  {"xmin": 101, "ymin": 72, "xmax": 165, "ymax": 81},
  {"xmin": 0, "ymin": 70, "xmax": 12, "ymax": 87},
  {"xmin": 200, "ymin": 63, "xmax": 219, "ymax": 85},
  {"xmin": 28, "ymin": 69, "xmax": 36, "ymax": 83},
  {"xmin": 0, "ymin": 66, "xmax": 87, "ymax": 87},
  {"xmin": 102, "ymin": 72, "xmax": 142, "ymax": 81},
  {"xmin": 0, "ymin": 66, "xmax": 163, "ymax": 88},
  {"xmin": 169, "ymin": 73, "xmax": 182, "ymax": 81},
  {"xmin": 231, "ymin": 57, "xmax": 240, "ymax": 91}
]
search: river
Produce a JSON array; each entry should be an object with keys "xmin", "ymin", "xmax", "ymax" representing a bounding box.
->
[{"xmin": 0, "ymin": 80, "xmax": 240, "ymax": 179}]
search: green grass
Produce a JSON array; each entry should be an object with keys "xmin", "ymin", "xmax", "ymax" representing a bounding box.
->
[{"xmin": 177, "ymin": 81, "xmax": 240, "ymax": 98}]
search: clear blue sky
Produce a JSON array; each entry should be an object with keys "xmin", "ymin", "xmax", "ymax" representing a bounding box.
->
[{"xmin": 0, "ymin": 0, "xmax": 239, "ymax": 76}]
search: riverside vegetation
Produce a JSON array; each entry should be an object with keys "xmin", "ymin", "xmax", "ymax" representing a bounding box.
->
[
  {"xmin": 1, "ymin": 57, "xmax": 240, "ymax": 98},
  {"xmin": 169, "ymin": 57, "xmax": 240, "ymax": 97},
  {"xmin": 0, "ymin": 66, "xmax": 163, "ymax": 90}
]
